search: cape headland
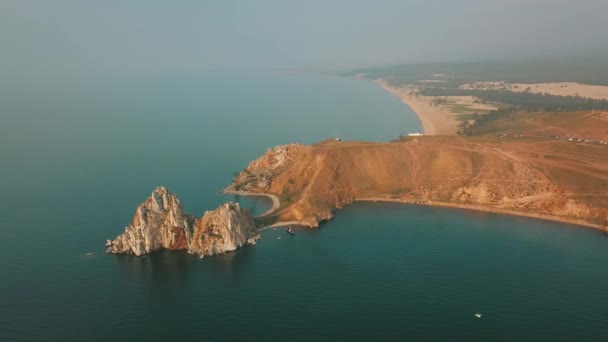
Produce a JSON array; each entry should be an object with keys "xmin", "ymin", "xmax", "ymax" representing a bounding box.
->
[
  {"xmin": 225, "ymin": 116, "xmax": 608, "ymax": 230},
  {"xmin": 106, "ymin": 187, "xmax": 260, "ymax": 257}
]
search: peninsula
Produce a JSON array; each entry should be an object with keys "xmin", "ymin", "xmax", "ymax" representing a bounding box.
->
[{"xmin": 226, "ymin": 111, "xmax": 608, "ymax": 230}]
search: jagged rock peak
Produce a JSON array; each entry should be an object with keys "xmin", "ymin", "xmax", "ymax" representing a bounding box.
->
[
  {"xmin": 150, "ymin": 186, "xmax": 173, "ymax": 210},
  {"xmin": 189, "ymin": 202, "xmax": 258, "ymax": 257},
  {"xmin": 106, "ymin": 187, "xmax": 259, "ymax": 257}
]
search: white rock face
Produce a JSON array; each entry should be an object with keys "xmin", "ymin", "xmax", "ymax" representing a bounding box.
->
[
  {"xmin": 106, "ymin": 187, "xmax": 258, "ymax": 257},
  {"xmin": 189, "ymin": 202, "xmax": 258, "ymax": 257}
]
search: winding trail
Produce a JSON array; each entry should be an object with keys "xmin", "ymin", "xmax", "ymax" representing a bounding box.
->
[{"xmin": 264, "ymin": 221, "xmax": 300, "ymax": 230}]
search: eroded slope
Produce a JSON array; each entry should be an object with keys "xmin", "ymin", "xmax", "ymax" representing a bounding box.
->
[{"xmin": 228, "ymin": 138, "xmax": 608, "ymax": 228}]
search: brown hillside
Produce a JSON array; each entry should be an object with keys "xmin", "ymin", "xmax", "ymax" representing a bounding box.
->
[
  {"xmin": 228, "ymin": 113, "xmax": 608, "ymax": 229},
  {"xmin": 467, "ymin": 110, "xmax": 608, "ymax": 140}
]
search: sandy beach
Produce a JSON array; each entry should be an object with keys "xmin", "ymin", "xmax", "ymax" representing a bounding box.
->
[
  {"xmin": 356, "ymin": 197, "xmax": 606, "ymax": 233},
  {"xmin": 223, "ymin": 190, "xmax": 280, "ymax": 218},
  {"xmin": 376, "ymin": 79, "xmax": 459, "ymax": 135}
]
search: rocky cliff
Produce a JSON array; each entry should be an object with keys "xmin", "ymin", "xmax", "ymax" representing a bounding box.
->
[
  {"xmin": 189, "ymin": 201, "xmax": 259, "ymax": 257},
  {"xmin": 225, "ymin": 143, "xmax": 353, "ymax": 227},
  {"xmin": 106, "ymin": 187, "xmax": 259, "ymax": 257}
]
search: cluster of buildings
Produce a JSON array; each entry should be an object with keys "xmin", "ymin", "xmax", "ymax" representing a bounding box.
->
[
  {"xmin": 497, "ymin": 133, "xmax": 524, "ymax": 138},
  {"xmin": 552, "ymin": 136, "xmax": 608, "ymax": 145},
  {"xmin": 495, "ymin": 133, "xmax": 607, "ymax": 146}
]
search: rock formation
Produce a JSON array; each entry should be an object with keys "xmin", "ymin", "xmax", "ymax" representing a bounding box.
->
[
  {"xmin": 189, "ymin": 201, "xmax": 259, "ymax": 257},
  {"xmin": 106, "ymin": 187, "xmax": 259, "ymax": 257}
]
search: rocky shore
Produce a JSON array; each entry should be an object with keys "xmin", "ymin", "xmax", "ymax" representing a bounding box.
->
[{"xmin": 228, "ymin": 138, "xmax": 608, "ymax": 230}]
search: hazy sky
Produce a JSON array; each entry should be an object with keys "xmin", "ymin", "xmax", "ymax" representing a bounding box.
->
[{"xmin": 1, "ymin": 0, "xmax": 607, "ymax": 77}]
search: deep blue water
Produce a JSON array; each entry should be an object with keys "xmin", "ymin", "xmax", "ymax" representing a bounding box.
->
[{"xmin": 1, "ymin": 71, "xmax": 608, "ymax": 341}]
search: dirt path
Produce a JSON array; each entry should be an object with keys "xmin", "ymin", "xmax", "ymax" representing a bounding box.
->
[{"xmin": 299, "ymin": 156, "xmax": 324, "ymax": 204}]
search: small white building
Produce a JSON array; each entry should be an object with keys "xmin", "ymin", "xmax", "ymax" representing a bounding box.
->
[{"xmin": 407, "ymin": 133, "xmax": 424, "ymax": 137}]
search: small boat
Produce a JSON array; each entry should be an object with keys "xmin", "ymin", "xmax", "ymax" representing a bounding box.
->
[
  {"xmin": 475, "ymin": 313, "xmax": 482, "ymax": 318},
  {"xmin": 285, "ymin": 226, "xmax": 296, "ymax": 235}
]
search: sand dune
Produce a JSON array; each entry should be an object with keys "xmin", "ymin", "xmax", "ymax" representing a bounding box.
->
[{"xmin": 461, "ymin": 81, "xmax": 608, "ymax": 100}]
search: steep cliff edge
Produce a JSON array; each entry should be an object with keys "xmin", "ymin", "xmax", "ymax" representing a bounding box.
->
[
  {"xmin": 225, "ymin": 143, "xmax": 354, "ymax": 227},
  {"xmin": 106, "ymin": 187, "xmax": 258, "ymax": 257},
  {"xmin": 228, "ymin": 138, "xmax": 608, "ymax": 229},
  {"xmin": 189, "ymin": 201, "xmax": 258, "ymax": 257}
]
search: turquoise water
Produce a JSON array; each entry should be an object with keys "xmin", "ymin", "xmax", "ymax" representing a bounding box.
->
[{"xmin": 1, "ymin": 71, "xmax": 608, "ymax": 341}]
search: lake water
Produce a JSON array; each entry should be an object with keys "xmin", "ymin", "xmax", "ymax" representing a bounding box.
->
[{"xmin": 1, "ymin": 71, "xmax": 607, "ymax": 341}]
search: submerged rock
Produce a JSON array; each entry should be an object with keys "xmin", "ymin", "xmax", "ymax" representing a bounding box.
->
[{"xmin": 106, "ymin": 187, "xmax": 259, "ymax": 257}]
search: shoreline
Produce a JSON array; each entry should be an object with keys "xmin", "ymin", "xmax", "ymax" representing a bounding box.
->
[
  {"xmin": 223, "ymin": 190, "xmax": 280, "ymax": 218},
  {"xmin": 228, "ymin": 191, "xmax": 606, "ymax": 233},
  {"xmin": 223, "ymin": 190, "xmax": 299, "ymax": 230},
  {"xmin": 356, "ymin": 197, "xmax": 605, "ymax": 233},
  {"xmin": 375, "ymin": 79, "xmax": 458, "ymax": 135}
]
